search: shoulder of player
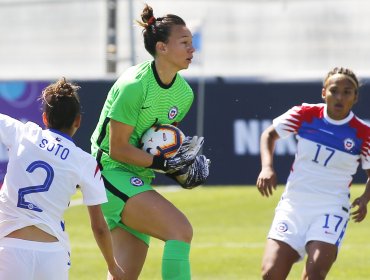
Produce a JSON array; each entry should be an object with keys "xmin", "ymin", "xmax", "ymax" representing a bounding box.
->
[
  {"xmin": 282, "ymin": 103, "xmax": 323, "ymax": 119},
  {"xmin": 289, "ymin": 103, "xmax": 324, "ymax": 119},
  {"xmin": 114, "ymin": 75, "xmax": 145, "ymax": 92},
  {"xmin": 350, "ymin": 115, "xmax": 370, "ymax": 135},
  {"xmin": 172, "ymin": 75, "xmax": 194, "ymax": 101},
  {"xmin": 21, "ymin": 120, "xmax": 42, "ymax": 135},
  {"xmin": 298, "ymin": 102, "xmax": 324, "ymax": 112},
  {"xmin": 175, "ymin": 74, "xmax": 193, "ymax": 90},
  {"xmin": 112, "ymin": 61, "xmax": 152, "ymax": 90},
  {"xmin": 71, "ymin": 147, "xmax": 100, "ymax": 169},
  {"xmin": 0, "ymin": 113, "xmax": 34, "ymax": 130}
]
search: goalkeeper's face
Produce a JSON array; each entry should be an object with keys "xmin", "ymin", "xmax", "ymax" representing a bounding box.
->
[{"xmin": 158, "ymin": 25, "xmax": 195, "ymax": 71}]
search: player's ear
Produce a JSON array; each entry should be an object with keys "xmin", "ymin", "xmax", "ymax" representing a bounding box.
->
[
  {"xmin": 74, "ymin": 114, "xmax": 81, "ymax": 129},
  {"xmin": 156, "ymin": 41, "xmax": 167, "ymax": 54},
  {"xmin": 42, "ymin": 112, "xmax": 49, "ymax": 127},
  {"xmin": 321, "ymin": 87, "xmax": 326, "ymax": 101}
]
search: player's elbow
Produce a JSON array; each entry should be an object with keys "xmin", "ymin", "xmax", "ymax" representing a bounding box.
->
[{"xmin": 261, "ymin": 125, "xmax": 278, "ymax": 140}]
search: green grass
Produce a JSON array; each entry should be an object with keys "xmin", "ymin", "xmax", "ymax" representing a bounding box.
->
[{"xmin": 65, "ymin": 185, "xmax": 370, "ymax": 279}]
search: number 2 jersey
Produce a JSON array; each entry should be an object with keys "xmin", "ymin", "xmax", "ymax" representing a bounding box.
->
[
  {"xmin": 273, "ymin": 103, "xmax": 370, "ymax": 206},
  {"xmin": 0, "ymin": 114, "xmax": 107, "ymax": 253}
]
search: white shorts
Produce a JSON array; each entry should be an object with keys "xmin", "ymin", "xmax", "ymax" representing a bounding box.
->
[
  {"xmin": 267, "ymin": 196, "xmax": 350, "ymax": 260},
  {"xmin": 0, "ymin": 237, "xmax": 70, "ymax": 280}
]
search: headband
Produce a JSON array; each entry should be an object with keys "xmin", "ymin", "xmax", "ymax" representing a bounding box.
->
[{"xmin": 324, "ymin": 73, "xmax": 358, "ymax": 89}]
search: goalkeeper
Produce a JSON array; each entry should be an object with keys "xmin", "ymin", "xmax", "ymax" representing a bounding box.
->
[{"xmin": 90, "ymin": 4, "xmax": 210, "ymax": 280}]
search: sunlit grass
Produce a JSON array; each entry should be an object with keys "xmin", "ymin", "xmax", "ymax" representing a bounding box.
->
[{"xmin": 66, "ymin": 185, "xmax": 370, "ymax": 280}]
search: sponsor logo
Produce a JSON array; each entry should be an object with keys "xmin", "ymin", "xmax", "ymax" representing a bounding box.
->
[
  {"xmin": 130, "ymin": 177, "xmax": 144, "ymax": 187},
  {"xmin": 344, "ymin": 138, "xmax": 355, "ymax": 151},
  {"xmin": 0, "ymin": 82, "xmax": 39, "ymax": 108},
  {"xmin": 168, "ymin": 106, "xmax": 178, "ymax": 120},
  {"xmin": 275, "ymin": 222, "xmax": 288, "ymax": 233}
]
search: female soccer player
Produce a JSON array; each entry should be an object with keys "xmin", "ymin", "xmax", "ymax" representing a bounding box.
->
[
  {"xmin": 0, "ymin": 78, "xmax": 125, "ymax": 280},
  {"xmin": 256, "ymin": 67, "xmax": 370, "ymax": 280},
  {"xmin": 90, "ymin": 4, "xmax": 210, "ymax": 280}
]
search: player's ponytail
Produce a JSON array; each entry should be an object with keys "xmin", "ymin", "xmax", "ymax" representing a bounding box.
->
[
  {"xmin": 40, "ymin": 77, "xmax": 81, "ymax": 130},
  {"xmin": 136, "ymin": 3, "xmax": 186, "ymax": 57}
]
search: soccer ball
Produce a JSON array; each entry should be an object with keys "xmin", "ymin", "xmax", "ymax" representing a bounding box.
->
[{"xmin": 140, "ymin": 124, "xmax": 185, "ymax": 159}]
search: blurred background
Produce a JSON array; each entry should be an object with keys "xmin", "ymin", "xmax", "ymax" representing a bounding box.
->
[{"xmin": 1, "ymin": 0, "xmax": 369, "ymax": 185}]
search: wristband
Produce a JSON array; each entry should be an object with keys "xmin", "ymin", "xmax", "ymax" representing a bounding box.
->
[{"xmin": 149, "ymin": 155, "xmax": 167, "ymax": 171}]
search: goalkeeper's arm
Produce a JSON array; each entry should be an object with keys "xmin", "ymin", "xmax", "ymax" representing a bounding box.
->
[{"xmin": 167, "ymin": 155, "xmax": 210, "ymax": 189}]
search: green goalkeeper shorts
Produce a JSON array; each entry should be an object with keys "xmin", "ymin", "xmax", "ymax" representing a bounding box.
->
[{"xmin": 100, "ymin": 169, "xmax": 153, "ymax": 246}]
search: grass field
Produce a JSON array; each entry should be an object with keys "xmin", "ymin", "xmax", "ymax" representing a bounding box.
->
[{"xmin": 65, "ymin": 185, "xmax": 370, "ymax": 280}]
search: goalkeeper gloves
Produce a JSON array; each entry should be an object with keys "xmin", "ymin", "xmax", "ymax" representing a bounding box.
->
[
  {"xmin": 149, "ymin": 136, "xmax": 204, "ymax": 173},
  {"xmin": 167, "ymin": 155, "xmax": 210, "ymax": 189}
]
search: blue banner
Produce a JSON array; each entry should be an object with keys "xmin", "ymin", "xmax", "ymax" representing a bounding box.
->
[
  {"xmin": 0, "ymin": 81, "xmax": 48, "ymax": 183},
  {"xmin": 1, "ymin": 79, "xmax": 369, "ymax": 186}
]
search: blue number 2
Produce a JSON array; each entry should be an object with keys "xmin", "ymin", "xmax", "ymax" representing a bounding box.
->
[{"xmin": 17, "ymin": 160, "xmax": 54, "ymax": 212}]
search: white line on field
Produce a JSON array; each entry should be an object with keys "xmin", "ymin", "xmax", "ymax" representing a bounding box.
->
[
  {"xmin": 69, "ymin": 199, "xmax": 83, "ymax": 207},
  {"xmin": 195, "ymin": 242, "xmax": 265, "ymax": 248},
  {"xmin": 149, "ymin": 242, "xmax": 370, "ymax": 249},
  {"xmin": 149, "ymin": 242, "xmax": 265, "ymax": 249}
]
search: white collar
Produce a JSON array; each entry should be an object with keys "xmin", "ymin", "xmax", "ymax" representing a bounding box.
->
[{"xmin": 323, "ymin": 104, "xmax": 354, "ymax": 125}]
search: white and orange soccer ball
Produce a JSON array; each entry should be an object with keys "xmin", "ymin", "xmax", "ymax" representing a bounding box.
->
[{"xmin": 140, "ymin": 124, "xmax": 185, "ymax": 159}]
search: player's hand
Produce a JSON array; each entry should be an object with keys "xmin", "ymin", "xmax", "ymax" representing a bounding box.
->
[
  {"xmin": 351, "ymin": 196, "xmax": 369, "ymax": 223},
  {"xmin": 256, "ymin": 166, "xmax": 277, "ymax": 197},
  {"xmin": 170, "ymin": 135, "xmax": 204, "ymax": 168},
  {"xmin": 108, "ymin": 262, "xmax": 125, "ymax": 280},
  {"xmin": 169, "ymin": 155, "xmax": 210, "ymax": 189},
  {"xmin": 150, "ymin": 136, "xmax": 204, "ymax": 172}
]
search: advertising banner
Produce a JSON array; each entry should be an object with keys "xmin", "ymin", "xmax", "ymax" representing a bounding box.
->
[
  {"xmin": 1, "ymin": 79, "xmax": 369, "ymax": 186},
  {"xmin": 0, "ymin": 81, "xmax": 48, "ymax": 183}
]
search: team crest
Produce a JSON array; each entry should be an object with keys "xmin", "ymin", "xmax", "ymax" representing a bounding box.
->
[
  {"xmin": 130, "ymin": 177, "xmax": 144, "ymax": 187},
  {"xmin": 168, "ymin": 106, "xmax": 178, "ymax": 120},
  {"xmin": 344, "ymin": 138, "xmax": 355, "ymax": 151},
  {"xmin": 275, "ymin": 222, "xmax": 288, "ymax": 233}
]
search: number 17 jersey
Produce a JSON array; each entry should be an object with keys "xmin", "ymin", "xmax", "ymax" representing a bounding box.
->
[{"xmin": 273, "ymin": 103, "xmax": 370, "ymax": 205}]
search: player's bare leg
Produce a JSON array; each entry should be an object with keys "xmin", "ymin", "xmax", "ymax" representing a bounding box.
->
[
  {"xmin": 107, "ymin": 227, "xmax": 148, "ymax": 280},
  {"xmin": 301, "ymin": 241, "xmax": 337, "ymax": 280},
  {"xmin": 122, "ymin": 190, "xmax": 192, "ymax": 242},
  {"xmin": 261, "ymin": 239, "xmax": 300, "ymax": 280},
  {"xmin": 120, "ymin": 190, "xmax": 193, "ymax": 279}
]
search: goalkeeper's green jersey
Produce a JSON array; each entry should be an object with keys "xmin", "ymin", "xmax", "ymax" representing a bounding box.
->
[{"xmin": 91, "ymin": 60, "xmax": 194, "ymax": 179}]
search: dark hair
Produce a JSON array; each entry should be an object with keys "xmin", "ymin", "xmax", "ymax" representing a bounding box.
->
[
  {"xmin": 40, "ymin": 77, "xmax": 81, "ymax": 130},
  {"xmin": 136, "ymin": 4, "xmax": 186, "ymax": 56},
  {"xmin": 324, "ymin": 67, "xmax": 359, "ymax": 91}
]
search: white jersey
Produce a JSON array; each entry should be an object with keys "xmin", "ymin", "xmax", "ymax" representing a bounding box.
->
[
  {"xmin": 0, "ymin": 114, "xmax": 107, "ymax": 253},
  {"xmin": 273, "ymin": 103, "xmax": 370, "ymax": 206}
]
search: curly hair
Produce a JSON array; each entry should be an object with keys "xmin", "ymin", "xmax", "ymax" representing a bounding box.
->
[{"xmin": 39, "ymin": 77, "xmax": 81, "ymax": 130}]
